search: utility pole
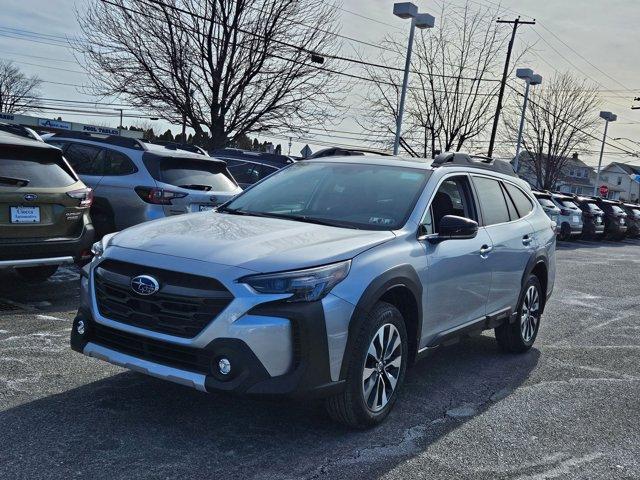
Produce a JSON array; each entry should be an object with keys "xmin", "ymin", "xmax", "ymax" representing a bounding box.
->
[
  {"xmin": 116, "ymin": 109, "xmax": 124, "ymax": 133},
  {"xmin": 288, "ymin": 137, "xmax": 292, "ymax": 155},
  {"xmin": 487, "ymin": 16, "xmax": 536, "ymax": 158}
]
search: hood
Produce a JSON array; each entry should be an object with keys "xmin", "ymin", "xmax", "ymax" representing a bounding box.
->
[{"xmin": 110, "ymin": 211, "xmax": 395, "ymax": 272}]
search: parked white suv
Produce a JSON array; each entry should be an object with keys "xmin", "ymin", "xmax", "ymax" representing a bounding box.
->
[{"xmin": 71, "ymin": 152, "xmax": 556, "ymax": 427}]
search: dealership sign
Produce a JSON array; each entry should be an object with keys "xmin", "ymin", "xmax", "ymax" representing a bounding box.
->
[
  {"xmin": 82, "ymin": 125, "xmax": 120, "ymax": 135},
  {"xmin": 38, "ymin": 118, "xmax": 72, "ymax": 130}
]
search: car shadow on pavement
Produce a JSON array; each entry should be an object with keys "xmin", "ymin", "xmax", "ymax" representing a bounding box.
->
[{"xmin": 0, "ymin": 334, "xmax": 540, "ymax": 479}]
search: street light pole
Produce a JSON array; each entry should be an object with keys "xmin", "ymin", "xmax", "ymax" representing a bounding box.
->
[
  {"xmin": 513, "ymin": 69, "xmax": 542, "ymax": 173},
  {"xmin": 593, "ymin": 111, "xmax": 617, "ymax": 197},
  {"xmin": 392, "ymin": 3, "xmax": 435, "ymax": 156}
]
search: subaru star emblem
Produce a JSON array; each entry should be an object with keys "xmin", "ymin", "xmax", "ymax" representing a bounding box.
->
[
  {"xmin": 209, "ymin": 195, "xmax": 218, "ymax": 204},
  {"xmin": 131, "ymin": 275, "xmax": 160, "ymax": 296},
  {"xmin": 24, "ymin": 193, "xmax": 38, "ymax": 201}
]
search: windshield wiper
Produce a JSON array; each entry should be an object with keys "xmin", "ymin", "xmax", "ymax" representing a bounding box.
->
[
  {"xmin": 255, "ymin": 212, "xmax": 357, "ymax": 229},
  {"xmin": 0, "ymin": 176, "xmax": 29, "ymax": 187}
]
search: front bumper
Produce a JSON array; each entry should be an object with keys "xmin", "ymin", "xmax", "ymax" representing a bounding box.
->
[
  {"xmin": 71, "ymin": 300, "xmax": 345, "ymax": 398},
  {"xmin": 0, "ymin": 224, "xmax": 94, "ymax": 267}
]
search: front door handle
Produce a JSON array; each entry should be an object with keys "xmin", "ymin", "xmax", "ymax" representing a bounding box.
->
[
  {"xmin": 479, "ymin": 245, "xmax": 493, "ymax": 256},
  {"xmin": 522, "ymin": 235, "xmax": 532, "ymax": 246}
]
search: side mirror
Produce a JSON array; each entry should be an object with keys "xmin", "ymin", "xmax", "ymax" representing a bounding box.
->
[{"xmin": 421, "ymin": 215, "xmax": 478, "ymax": 244}]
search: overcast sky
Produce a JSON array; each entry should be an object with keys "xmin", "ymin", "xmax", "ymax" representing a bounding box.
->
[{"xmin": 2, "ymin": 0, "xmax": 639, "ymax": 165}]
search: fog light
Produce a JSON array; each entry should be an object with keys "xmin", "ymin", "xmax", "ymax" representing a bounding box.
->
[
  {"xmin": 218, "ymin": 358, "xmax": 231, "ymax": 375},
  {"xmin": 76, "ymin": 320, "xmax": 85, "ymax": 335}
]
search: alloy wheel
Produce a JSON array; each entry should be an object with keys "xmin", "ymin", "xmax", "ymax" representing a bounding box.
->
[
  {"xmin": 362, "ymin": 323, "xmax": 402, "ymax": 412},
  {"xmin": 520, "ymin": 285, "xmax": 540, "ymax": 343}
]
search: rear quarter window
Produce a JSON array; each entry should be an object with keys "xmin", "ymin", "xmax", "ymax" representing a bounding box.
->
[
  {"xmin": 504, "ymin": 183, "xmax": 534, "ymax": 218},
  {"xmin": 0, "ymin": 148, "xmax": 77, "ymax": 188}
]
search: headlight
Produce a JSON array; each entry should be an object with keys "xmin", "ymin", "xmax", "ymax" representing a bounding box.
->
[
  {"xmin": 240, "ymin": 260, "xmax": 351, "ymax": 302},
  {"xmin": 90, "ymin": 232, "xmax": 117, "ymax": 259}
]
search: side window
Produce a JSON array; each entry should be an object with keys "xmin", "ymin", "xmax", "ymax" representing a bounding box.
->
[
  {"xmin": 64, "ymin": 143, "xmax": 104, "ymax": 175},
  {"xmin": 501, "ymin": 184, "xmax": 518, "ymax": 221},
  {"xmin": 228, "ymin": 162, "xmax": 262, "ymax": 184},
  {"xmin": 103, "ymin": 150, "xmax": 137, "ymax": 176},
  {"xmin": 422, "ymin": 176, "xmax": 476, "ymax": 234},
  {"xmin": 472, "ymin": 176, "xmax": 510, "ymax": 226},
  {"xmin": 504, "ymin": 183, "xmax": 534, "ymax": 218}
]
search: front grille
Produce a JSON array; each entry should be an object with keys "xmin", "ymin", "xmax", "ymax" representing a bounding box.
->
[
  {"xmin": 94, "ymin": 259, "xmax": 233, "ymax": 338},
  {"xmin": 92, "ymin": 323, "xmax": 211, "ymax": 374}
]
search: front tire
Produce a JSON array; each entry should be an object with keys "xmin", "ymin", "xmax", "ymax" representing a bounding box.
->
[
  {"xmin": 15, "ymin": 265, "xmax": 58, "ymax": 283},
  {"xmin": 325, "ymin": 302, "xmax": 408, "ymax": 428},
  {"xmin": 495, "ymin": 275, "xmax": 542, "ymax": 353}
]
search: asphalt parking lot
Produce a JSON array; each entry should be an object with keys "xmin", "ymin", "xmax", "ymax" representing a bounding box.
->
[{"xmin": 1, "ymin": 240, "xmax": 639, "ymax": 480}]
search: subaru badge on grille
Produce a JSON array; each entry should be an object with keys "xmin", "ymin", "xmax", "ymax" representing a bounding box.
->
[{"xmin": 131, "ymin": 275, "xmax": 160, "ymax": 296}]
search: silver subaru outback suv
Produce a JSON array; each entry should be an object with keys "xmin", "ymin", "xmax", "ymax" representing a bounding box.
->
[{"xmin": 71, "ymin": 152, "xmax": 556, "ymax": 428}]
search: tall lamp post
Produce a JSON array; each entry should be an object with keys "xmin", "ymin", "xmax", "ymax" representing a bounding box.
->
[
  {"xmin": 393, "ymin": 2, "xmax": 435, "ymax": 155},
  {"xmin": 513, "ymin": 68, "xmax": 542, "ymax": 173},
  {"xmin": 593, "ymin": 111, "xmax": 617, "ymax": 197}
]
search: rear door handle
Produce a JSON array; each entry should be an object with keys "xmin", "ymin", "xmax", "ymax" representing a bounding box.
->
[
  {"xmin": 522, "ymin": 235, "xmax": 532, "ymax": 246},
  {"xmin": 479, "ymin": 245, "xmax": 493, "ymax": 256}
]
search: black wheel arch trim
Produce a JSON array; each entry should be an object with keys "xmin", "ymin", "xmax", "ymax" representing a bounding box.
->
[
  {"xmin": 519, "ymin": 253, "xmax": 549, "ymax": 317},
  {"xmin": 339, "ymin": 264, "xmax": 423, "ymax": 380}
]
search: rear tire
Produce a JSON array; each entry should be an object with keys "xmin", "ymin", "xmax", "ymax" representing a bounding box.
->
[
  {"xmin": 15, "ymin": 265, "xmax": 58, "ymax": 283},
  {"xmin": 325, "ymin": 302, "xmax": 408, "ymax": 428},
  {"xmin": 495, "ymin": 275, "xmax": 542, "ymax": 353}
]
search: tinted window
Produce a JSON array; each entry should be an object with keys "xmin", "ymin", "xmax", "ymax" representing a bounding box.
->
[
  {"xmin": 425, "ymin": 176, "xmax": 476, "ymax": 234},
  {"xmin": 228, "ymin": 162, "xmax": 263, "ymax": 184},
  {"xmin": 154, "ymin": 158, "xmax": 237, "ymax": 192},
  {"xmin": 0, "ymin": 156, "xmax": 76, "ymax": 188},
  {"xmin": 537, "ymin": 198, "xmax": 555, "ymax": 208},
  {"xmin": 103, "ymin": 150, "xmax": 136, "ymax": 175},
  {"xmin": 504, "ymin": 183, "xmax": 534, "ymax": 218},
  {"xmin": 556, "ymin": 199, "xmax": 579, "ymax": 209},
  {"xmin": 502, "ymin": 184, "xmax": 518, "ymax": 220},
  {"xmin": 224, "ymin": 162, "xmax": 430, "ymax": 230},
  {"xmin": 472, "ymin": 176, "xmax": 510, "ymax": 225},
  {"xmin": 64, "ymin": 143, "xmax": 104, "ymax": 175}
]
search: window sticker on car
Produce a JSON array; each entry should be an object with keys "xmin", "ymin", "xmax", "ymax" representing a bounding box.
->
[
  {"xmin": 333, "ymin": 185, "xmax": 345, "ymax": 193},
  {"xmin": 368, "ymin": 216, "xmax": 393, "ymax": 225}
]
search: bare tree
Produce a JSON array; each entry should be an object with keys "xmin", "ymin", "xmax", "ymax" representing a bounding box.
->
[
  {"xmin": 507, "ymin": 72, "xmax": 601, "ymax": 189},
  {"xmin": 76, "ymin": 0, "xmax": 342, "ymax": 148},
  {"xmin": 0, "ymin": 60, "xmax": 42, "ymax": 114},
  {"xmin": 359, "ymin": 1, "xmax": 518, "ymax": 157}
]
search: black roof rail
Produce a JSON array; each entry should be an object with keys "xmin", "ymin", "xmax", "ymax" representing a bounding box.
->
[
  {"xmin": 431, "ymin": 151, "xmax": 517, "ymax": 177},
  {"xmin": 51, "ymin": 131, "xmax": 146, "ymax": 150}
]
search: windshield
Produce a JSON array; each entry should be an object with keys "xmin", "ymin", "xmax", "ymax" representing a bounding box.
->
[
  {"xmin": 537, "ymin": 198, "xmax": 555, "ymax": 208},
  {"xmin": 222, "ymin": 161, "xmax": 430, "ymax": 230},
  {"xmin": 556, "ymin": 199, "xmax": 579, "ymax": 209},
  {"xmin": 586, "ymin": 202, "xmax": 602, "ymax": 213},
  {"xmin": 153, "ymin": 158, "xmax": 237, "ymax": 192},
  {"xmin": 611, "ymin": 205, "xmax": 625, "ymax": 215}
]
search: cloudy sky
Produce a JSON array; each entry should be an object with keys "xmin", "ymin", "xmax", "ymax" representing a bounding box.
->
[{"xmin": 1, "ymin": 0, "xmax": 639, "ymax": 165}]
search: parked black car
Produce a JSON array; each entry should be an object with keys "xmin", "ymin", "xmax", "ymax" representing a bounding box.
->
[
  {"xmin": 572, "ymin": 195, "xmax": 605, "ymax": 240},
  {"xmin": 621, "ymin": 203, "xmax": 640, "ymax": 238},
  {"xmin": 594, "ymin": 197, "xmax": 628, "ymax": 240},
  {"xmin": 210, "ymin": 149, "xmax": 295, "ymax": 188}
]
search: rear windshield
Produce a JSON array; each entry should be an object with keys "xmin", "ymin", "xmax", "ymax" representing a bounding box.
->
[
  {"xmin": 585, "ymin": 202, "xmax": 602, "ymax": 212},
  {"xmin": 151, "ymin": 158, "xmax": 237, "ymax": 192},
  {"xmin": 536, "ymin": 198, "xmax": 555, "ymax": 208},
  {"xmin": 0, "ymin": 155, "xmax": 77, "ymax": 188},
  {"xmin": 611, "ymin": 205, "xmax": 625, "ymax": 215},
  {"xmin": 556, "ymin": 199, "xmax": 579, "ymax": 209}
]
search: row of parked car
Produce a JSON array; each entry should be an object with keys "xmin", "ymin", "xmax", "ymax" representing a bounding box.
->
[
  {"xmin": 0, "ymin": 123, "xmax": 294, "ymax": 282},
  {"xmin": 532, "ymin": 190, "xmax": 640, "ymax": 241}
]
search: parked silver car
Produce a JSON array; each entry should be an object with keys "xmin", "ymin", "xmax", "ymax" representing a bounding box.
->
[
  {"xmin": 551, "ymin": 193, "xmax": 584, "ymax": 240},
  {"xmin": 44, "ymin": 133, "xmax": 242, "ymax": 237},
  {"xmin": 532, "ymin": 191, "xmax": 561, "ymax": 233},
  {"xmin": 71, "ymin": 152, "xmax": 556, "ymax": 428}
]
